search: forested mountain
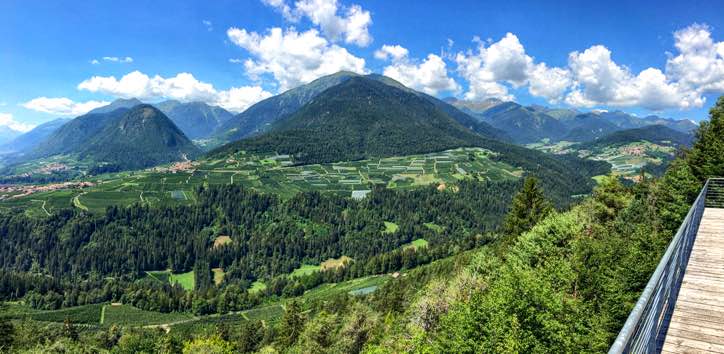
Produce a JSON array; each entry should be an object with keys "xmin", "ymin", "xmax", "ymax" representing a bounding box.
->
[
  {"xmin": 155, "ymin": 100, "xmax": 234, "ymax": 139},
  {"xmin": 561, "ymin": 112, "xmax": 622, "ymax": 141},
  {"xmin": 214, "ymin": 72, "xmax": 508, "ymax": 144},
  {"xmin": 76, "ymin": 105, "xmax": 200, "ymax": 169},
  {"xmin": 0, "ymin": 118, "xmax": 69, "ymax": 154},
  {"xmin": 578, "ymin": 124, "xmax": 694, "ymax": 150},
  {"xmin": 26, "ymin": 105, "xmax": 199, "ymax": 170},
  {"xmin": 215, "ymin": 71, "xmax": 358, "ymax": 141},
  {"xmin": 30, "ymin": 108, "xmax": 132, "ymax": 158},
  {"xmin": 213, "ymin": 76, "xmax": 497, "ymax": 163}
]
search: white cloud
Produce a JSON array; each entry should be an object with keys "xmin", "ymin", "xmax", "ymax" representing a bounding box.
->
[
  {"xmin": 374, "ymin": 44, "xmax": 408, "ymax": 61},
  {"xmin": 0, "ymin": 113, "xmax": 35, "ymax": 132},
  {"xmin": 77, "ymin": 71, "xmax": 272, "ymax": 113},
  {"xmin": 666, "ymin": 24, "xmax": 724, "ymax": 94},
  {"xmin": 215, "ymin": 86, "xmax": 273, "ymax": 112},
  {"xmin": 452, "ymin": 25, "xmax": 724, "ymax": 110},
  {"xmin": 455, "ymin": 33, "xmax": 528, "ymax": 101},
  {"xmin": 92, "ymin": 56, "xmax": 133, "ymax": 64},
  {"xmin": 227, "ymin": 27, "xmax": 366, "ymax": 91},
  {"xmin": 21, "ymin": 97, "xmax": 110, "ymax": 117},
  {"xmin": 202, "ymin": 20, "xmax": 213, "ymax": 31},
  {"xmin": 229, "ymin": 58, "xmax": 243, "ymax": 64},
  {"xmin": 375, "ymin": 44, "xmax": 459, "ymax": 95},
  {"xmin": 455, "ymin": 33, "xmax": 571, "ymax": 102},
  {"xmin": 565, "ymin": 45, "xmax": 703, "ymax": 110},
  {"xmin": 262, "ymin": 0, "xmax": 372, "ymax": 47}
]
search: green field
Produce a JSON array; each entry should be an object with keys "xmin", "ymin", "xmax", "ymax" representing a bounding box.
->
[
  {"xmin": 1, "ymin": 148, "xmax": 522, "ymax": 215},
  {"xmin": 290, "ymin": 264, "xmax": 321, "ymax": 278},
  {"xmin": 102, "ymin": 304, "xmax": 194, "ymax": 326},
  {"xmin": 383, "ymin": 221, "xmax": 399, "ymax": 234},
  {"xmin": 423, "ymin": 222, "xmax": 443, "ymax": 233},
  {"xmin": 146, "ymin": 270, "xmax": 195, "ymax": 290},
  {"xmin": 249, "ymin": 280, "xmax": 267, "ymax": 293},
  {"xmin": 403, "ymin": 238, "xmax": 429, "ymax": 250}
]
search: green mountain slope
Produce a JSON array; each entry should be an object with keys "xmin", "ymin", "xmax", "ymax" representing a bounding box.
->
[
  {"xmin": 577, "ymin": 124, "xmax": 694, "ymax": 150},
  {"xmin": 215, "ymin": 71, "xmax": 358, "ymax": 141},
  {"xmin": 214, "ymin": 76, "xmax": 487, "ymax": 164},
  {"xmin": 77, "ymin": 105, "xmax": 200, "ymax": 169},
  {"xmin": 31, "ymin": 108, "xmax": 131, "ymax": 158},
  {"xmin": 213, "ymin": 76, "xmax": 609, "ymax": 205}
]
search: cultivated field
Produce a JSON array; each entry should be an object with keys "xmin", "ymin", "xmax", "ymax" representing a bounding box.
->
[{"xmin": 1, "ymin": 148, "xmax": 522, "ymax": 215}]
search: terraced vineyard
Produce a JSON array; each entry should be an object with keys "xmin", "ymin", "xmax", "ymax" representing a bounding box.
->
[{"xmin": 1, "ymin": 147, "xmax": 523, "ymax": 215}]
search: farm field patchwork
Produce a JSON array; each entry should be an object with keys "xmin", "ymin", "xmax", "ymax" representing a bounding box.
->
[
  {"xmin": 0, "ymin": 148, "xmax": 522, "ymax": 215},
  {"xmin": 528, "ymin": 140, "xmax": 677, "ymax": 179}
]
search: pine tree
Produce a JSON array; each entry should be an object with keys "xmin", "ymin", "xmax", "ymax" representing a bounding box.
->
[
  {"xmin": 501, "ymin": 177, "xmax": 553, "ymax": 240},
  {"xmin": 0, "ymin": 304, "xmax": 14, "ymax": 352},
  {"xmin": 688, "ymin": 96, "xmax": 724, "ymax": 181},
  {"xmin": 279, "ymin": 299, "xmax": 305, "ymax": 348}
]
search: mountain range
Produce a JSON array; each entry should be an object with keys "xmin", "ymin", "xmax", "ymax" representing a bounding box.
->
[
  {"xmin": 446, "ymin": 98, "xmax": 698, "ymax": 144},
  {"xmin": 1, "ymin": 71, "xmax": 699, "ymax": 179}
]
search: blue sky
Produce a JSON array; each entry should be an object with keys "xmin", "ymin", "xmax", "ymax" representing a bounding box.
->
[{"xmin": 2, "ymin": 0, "xmax": 724, "ymax": 132}]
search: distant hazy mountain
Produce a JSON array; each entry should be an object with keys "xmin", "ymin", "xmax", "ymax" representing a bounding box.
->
[
  {"xmin": 29, "ymin": 105, "xmax": 198, "ymax": 170},
  {"xmin": 0, "ymin": 126, "xmax": 22, "ymax": 146},
  {"xmin": 450, "ymin": 99, "xmax": 698, "ymax": 143},
  {"xmin": 88, "ymin": 98, "xmax": 144, "ymax": 114},
  {"xmin": 561, "ymin": 113, "xmax": 622, "ymax": 142},
  {"xmin": 1, "ymin": 118, "xmax": 70, "ymax": 154},
  {"xmin": 474, "ymin": 102, "xmax": 568, "ymax": 144},
  {"xmin": 155, "ymin": 100, "xmax": 234, "ymax": 139}
]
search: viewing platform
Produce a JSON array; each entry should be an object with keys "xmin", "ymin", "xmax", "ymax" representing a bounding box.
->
[{"xmin": 610, "ymin": 178, "xmax": 724, "ymax": 354}]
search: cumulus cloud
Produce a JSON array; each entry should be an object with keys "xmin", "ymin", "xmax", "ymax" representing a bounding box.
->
[
  {"xmin": 21, "ymin": 97, "xmax": 110, "ymax": 117},
  {"xmin": 375, "ymin": 44, "xmax": 459, "ymax": 95},
  {"xmin": 566, "ymin": 45, "xmax": 703, "ymax": 110},
  {"xmin": 452, "ymin": 24, "xmax": 724, "ymax": 110},
  {"xmin": 262, "ymin": 0, "xmax": 372, "ymax": 47},
  {"xmin": 666, "ymin": 24, "xmax": 724, "ymax": 94},
  {"xmin": 77, "ymin": 71, "xmax": 272, "ymax": 113},
  {"xmin": 0, "ymin": 113, "xmax": 35, "ymax": 132},
  {"xmin": 229, "ymin": 58, "xmax": 243, "ymax": 64},
  {"xmin": 455, "ymin": 33, "xmax": 569, "ymax": 102},
  {"xmin": 374, "ymin": 44, "xmax": 408, "ymax": 61},
  {"xmin": 227, "ymin": 27, "xmax": 366, "ymax": 91}
]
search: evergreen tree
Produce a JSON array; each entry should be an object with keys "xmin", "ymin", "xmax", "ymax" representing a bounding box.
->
[
  {"xmin": 688, "ymin": 96, "xmax": 724, "ymax": 181},
  {"xmin": 279, "ymin": 299, "xmax": 305, "ymax": 348},
  {"xmin": 501, "ymin": 177, "xmax": 553, "ymax": 239},
  {"xmin": 0, "ymin": 304, "xmax": 14, "ymax": 352}
]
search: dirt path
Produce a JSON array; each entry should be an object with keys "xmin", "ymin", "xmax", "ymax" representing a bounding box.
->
[{"xmin": 72, "ymin": 192, "xmax": 88, "ymax": 211}]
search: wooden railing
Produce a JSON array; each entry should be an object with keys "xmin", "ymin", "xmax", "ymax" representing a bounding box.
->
[{"xmin": 608, "ymin": 179, "xmax": 714, "ymax": 353}]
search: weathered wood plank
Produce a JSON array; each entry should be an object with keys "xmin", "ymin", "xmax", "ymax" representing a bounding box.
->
[{"xmin": 662, "ymin": 208, "xmax": 724, "ymax": 352}]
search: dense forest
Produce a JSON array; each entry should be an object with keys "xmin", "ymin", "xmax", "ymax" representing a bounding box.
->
[{"xmin": 0, "ymin": 97, "xmax": 720, "ymax": 353}]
